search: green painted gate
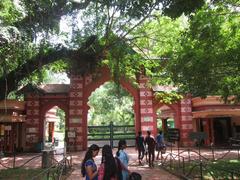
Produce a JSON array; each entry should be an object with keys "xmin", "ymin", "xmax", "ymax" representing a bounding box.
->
[{"xmin": 87, "ymin": 122, "xmax": 135, "ymax": 148}]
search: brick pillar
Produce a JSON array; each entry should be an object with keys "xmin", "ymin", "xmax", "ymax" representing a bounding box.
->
[
  {"xmin": 162, "ymin": 118, "xmax": 168, "ymax": 132},
  {"xmin": 180, "ymin": 97, "xmax": 194, "ymax": 146},
  {"xmin": 139, "ymin": 75, "xmax": 156, "ymax": 136},
  {"xmin": 203, "ymin": 118, "xmax": 211, "ymax": 145},
  {"xmin": 82, "ymin": 74, "xmax": 94, "ymax": 150},
  {"xmin": 25, "ymin": 94, "xmax": 40, "ymax": 151},
  {"xmin": 68, "ymin": 75, "xmax": 84, "ymax": 151}
]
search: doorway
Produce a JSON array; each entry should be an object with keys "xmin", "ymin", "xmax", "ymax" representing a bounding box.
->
[
  {"xmin": 44, "ymin": 106, "xmax": 66, "ymax": 152},
  {"xmin": 213, "ymin": 117, "xmax": 231, "ymax": 146}
]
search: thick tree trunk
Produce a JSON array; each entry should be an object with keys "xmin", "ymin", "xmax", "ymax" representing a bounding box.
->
[{"xmin": 0, "ymin": 47, "xmax": 73, "ymax": 100}]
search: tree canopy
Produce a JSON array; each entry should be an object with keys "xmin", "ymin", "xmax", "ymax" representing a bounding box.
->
[
  {"xmin": 0, "ymin": 0, "xmax": 204, "ymax": 100},
  {"xmin": 130, "ymin": 0, "xmax": 240, "ymax": 103},
  {"xmin": 167, "ymin": 1, "xmax": 240, "ymax": 102}
]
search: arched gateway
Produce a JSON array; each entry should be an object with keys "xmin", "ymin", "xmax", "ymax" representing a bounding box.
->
[{"xmin": 19, "ymin": 67, "xmax": 193, "ymax": 151}]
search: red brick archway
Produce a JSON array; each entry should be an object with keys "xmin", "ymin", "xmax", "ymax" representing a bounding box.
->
[
  {"xmin": 81, "ymin": 67, "xmax": 141, "ymax": 149},
  {"xmin": 39, "ymin": 102, "xmax": 68, "ymax": 144},
  {"xmin": 24, "ymin": 92, "xmax": 69, "ymax": 151},
  {"xmin": 24, "ymin": 67, "xmax": 190, "ymax": 151},
  {"xmin": 153, "ymin": 102, "xmax": 181, "ymax": 130}
]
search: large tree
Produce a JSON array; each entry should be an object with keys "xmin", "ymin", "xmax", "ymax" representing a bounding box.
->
[
  {"xmin": 0, "ymin": 0, "xmax": 204, "ymax": 100},
  {"xmin": 167, "ymin": 0, "xmax": 240, "ymax": 102}
]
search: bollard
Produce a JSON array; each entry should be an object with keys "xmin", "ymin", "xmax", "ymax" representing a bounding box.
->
[{"xmin": 42, "ymin": 149, "xmax": 54, "ymax": 168}]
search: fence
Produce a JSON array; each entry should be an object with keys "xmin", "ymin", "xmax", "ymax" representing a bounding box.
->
[
  {"xmin": 0, "ymin": 149, "xmax": 72, "ymax": 180},
  {"xmin": 88, "ymin": 122, "xmax": 135, "ymax": 148},
  {"xmin": 160, "ymin": 143, "xmax": 240, "ymax": 180},
  {"xmin": 31, "ymin": 153, "xmax": 72, "ymax": 180}
]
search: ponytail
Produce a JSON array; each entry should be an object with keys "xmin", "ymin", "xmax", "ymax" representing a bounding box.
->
[
  {"xmin": 116, "ymin": 144, "xmax": 121, "ymax": 157},
  {"xmin": 116, "ymin": 139, "xmax": 126, "ymax": 157}
]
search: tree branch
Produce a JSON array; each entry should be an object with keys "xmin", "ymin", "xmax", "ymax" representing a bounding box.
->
[{"xmin": 0, "ymin": 47, "xmax": 74, "ymax": 100}]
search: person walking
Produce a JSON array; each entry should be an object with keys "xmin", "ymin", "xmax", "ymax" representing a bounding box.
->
[
  {"xmin": 135, "ymin": 131, "xmax": 145, "ymax": 165},
  {"xmin": 116, "ymin": 139, "xmax": 130, "ymax": 180},
  {"xmin": 156, "ymin": 130, "xmax": 166, "ymax": 160},
  {"xmin": 98, "ymin": 144, "xmax": 123, "ymax": 180},
  {"xmin": 144, "ymin": 131, "xmax": 156, "ymax": 168},
  {"xmin": 81, "ymin": 144, "xmax": 100, "ymax": 180}
]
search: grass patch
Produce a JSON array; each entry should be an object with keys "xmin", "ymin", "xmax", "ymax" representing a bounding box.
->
[
  {"xmin": 165, "ymin": 159, "xmax": 240, "ymax": 179},
  {"xmin": 0, "ymin": 168, "xmax": 59, "ymax": 180},
  {"xmin": 0, "ymin": 168, "xmax": 42, "ymax": 180},
  {"xmin": 204, "ymin": 159, "xmax": 240, "ymax": 179}
]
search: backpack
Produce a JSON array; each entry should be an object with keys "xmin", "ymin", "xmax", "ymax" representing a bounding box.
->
[
  {"xmin": 136, "ymin": 136, "xmax": 144, "ymax": 147},
  {"xmin": 129, "ymin": 172, "xmax": 142, "ymax": 180},
  {"xmin": 145, "ymin": 136, "xmax": 156, "ymax": 150}
]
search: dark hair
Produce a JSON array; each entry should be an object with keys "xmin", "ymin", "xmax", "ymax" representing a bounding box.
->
[
  {"xmin": 129, "ymin": 172, "xmax": 142, "ymax": 180},
  {"xmin": 81, "ymin": 144, "xmax": 99, "ymax": 177},
  {"xmin": 116, "ymin": 139, "xmax": 127, "ymax": 157},
  {"xmin": 147, "ymin": 131, "xmax": 151, "ymax": 135},
  {"xmin": 102, "ymin": 145, "xmax": 117, "ymax": 180},
  {"xmin": 138, "ymin": 131, "xmax": 142, "ymax": 136},
  {"xmin": 159, "ymin": 130, "xmax": 162, "ymax": 134}
]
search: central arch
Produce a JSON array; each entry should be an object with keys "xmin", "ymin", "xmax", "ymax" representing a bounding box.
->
[{"xmin": 82, "ymin": 67, "xmax": 140, "ymax": 149}]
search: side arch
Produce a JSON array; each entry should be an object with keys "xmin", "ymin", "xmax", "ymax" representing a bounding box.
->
[
  {"xmin": 39, "ymin": 99, "xmax": 69, "ymax": 143},
  {"xmin": 153, "ymin": 101, "xmax": 181, "ymax": 130}
]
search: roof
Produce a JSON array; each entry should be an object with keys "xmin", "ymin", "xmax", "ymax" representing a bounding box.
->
[
  {"xmin": 17, "ymin": 84, "xmax": 45, "ymax": 94},
  {"xmin": 18, "ymin": 84, "xmax": 70, "ymax": 94},
  {"xmin": 192, "ymin": 108, "xmax": 240, "ymax": 118},
  {"xmin": 152, "ymin": 85, "xmax": 177, "ymax": 92},
  {"xmin": 0, "ymin": 100, "xmax": 25, "ymax": 110},
  {"xmin": 192, "ymin": 96, "xmax": 240, "ymax": 107},
  {"xmin": 39, "ymin": 84, "xmax": 70, "ymax": 93},
  {"xmin": 0, "ymin": 114, "xmax": 26, "ymax": 122}
]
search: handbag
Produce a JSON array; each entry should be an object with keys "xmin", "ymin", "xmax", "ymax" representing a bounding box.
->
[
  {"xmin": 98, "ymin": 163, "xmax": 105, "ymax": 180},
  {"xmin": 161, "ymin": 146, "xmax": 166, "ymax": 154}
]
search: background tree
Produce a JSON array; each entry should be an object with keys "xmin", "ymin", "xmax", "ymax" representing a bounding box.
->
[
  {"xmin": 167, "ymin": 1, "xmax": 240, "ymax": 102},
  {"xmin": 130, "ymin": 14, "xmax": 186, "ymax": 103},
  {"xmin": 56, "ymin": 108, "xmax": 65, "ymax": 131},
  {"xmin": 88, "ymin": 82, "xmax": 134, "ymax": 125}
]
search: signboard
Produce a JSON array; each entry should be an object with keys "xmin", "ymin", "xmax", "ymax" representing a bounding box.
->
[
  {"xmin": 68, "ymin": 131, "xmax": 76, "ymax": 138},
  {"xmin": 189, "ymin": 132, "xmax": 207, "ymax": 141},
  {"xmin": 168, "ymin": 128, "xmax": 180, "ymax": 142},
  {"xmin": 0, "ymin": 125, "xmax": 4, "ymax": 135},
  {"xmin": 4, "ymin": 125, "xmax": 12, "ymax": 131},
  {"xmin": 143, "ymin": 116, "xmax": 151, "ymax": 122}
]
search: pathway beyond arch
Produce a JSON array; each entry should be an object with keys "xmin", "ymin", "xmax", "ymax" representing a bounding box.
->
[{"xmin": 68, "ymin": 147, "xmax": 179, "ymax": 180}]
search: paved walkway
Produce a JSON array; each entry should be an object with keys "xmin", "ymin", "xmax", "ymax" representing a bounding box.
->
[
  {"xmin": 68, "ymin": 148, "xmax": 179, "ymax": 180},
  {"xmin": 1, "ymin": 147, "xmax": 239, "ymax": 179}
]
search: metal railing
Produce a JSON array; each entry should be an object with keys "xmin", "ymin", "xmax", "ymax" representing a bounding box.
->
[
  {"xmin": 31, "ymin": 153, "xmax": 72, "ymax": 180},
  {"xmin": 159, "ymin": 144, "xmax": 240, "ymax": 180},
  {"xmin": 0, "ymin": 150, "xmax": 72, "ymax": 180}
]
